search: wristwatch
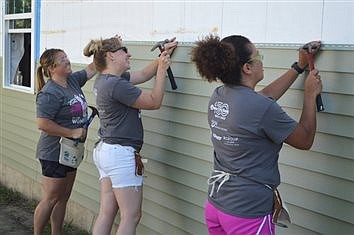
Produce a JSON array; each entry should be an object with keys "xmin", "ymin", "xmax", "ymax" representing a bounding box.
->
[{"xmin": 291, "ymin": 62, "xmax": 305, "ymax": 74}]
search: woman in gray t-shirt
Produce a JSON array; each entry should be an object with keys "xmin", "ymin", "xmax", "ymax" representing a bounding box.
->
[
  {"xmin": 83, "ymin": 35, "xmax": 177, "ymax": 235},
  {"xmin": 191, "ymin": 35, "xmax": 322, "ymax": 234},
  {"xmin": 34, "ymin": 49, "xmax": 97, "ymax": 235}
]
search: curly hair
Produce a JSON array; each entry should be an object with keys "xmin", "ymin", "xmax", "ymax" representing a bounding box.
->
[
  {"xmin": 83, "ymin": 36, "xmax": 123, "ymax": 72},
  {"xmin": 191, "ymin": 34, "xmax": 252, "ymax": 85}
]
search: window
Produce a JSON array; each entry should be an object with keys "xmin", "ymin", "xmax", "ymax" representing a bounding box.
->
[{"xmin": 2, "ymin": 0, "xmax": 36, "ymax": 93}]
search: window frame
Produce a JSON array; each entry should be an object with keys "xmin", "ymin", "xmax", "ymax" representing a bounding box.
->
[{"xmin": 2, "ymin": 0, "xmax": 36, "ymax": 94}]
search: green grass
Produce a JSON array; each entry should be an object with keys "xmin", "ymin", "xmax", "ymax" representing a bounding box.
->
[{"xmin": 0, "ymin": 184, "xmax": 90, "ymax": 235}]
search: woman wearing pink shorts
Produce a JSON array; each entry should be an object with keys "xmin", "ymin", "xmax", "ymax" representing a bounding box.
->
[{"xmin": 192, "ymin": 35, "xmax": 322, "ymax": 234}]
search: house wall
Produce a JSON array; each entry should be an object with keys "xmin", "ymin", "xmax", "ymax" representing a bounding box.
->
[
  {"xmin": 1, "ymin": 1, "xmax": 353, "ymax": 234},
  {"xmin": 1, "ymin": 42, "xmax": 354, "ymax": 234}
]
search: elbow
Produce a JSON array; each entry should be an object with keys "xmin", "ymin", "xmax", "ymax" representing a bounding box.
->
[
  {"xmin": 37, "ymin": 125, "xmax": 48, "ymax": 133},
  {"xmin": 150, "ymin": 101, "xmax": 162, "ymax": 110},
  {"xmin": 297, "ymin": 137, "xmax": 315, "ymax": 150},
  {"xmin": 298, "ymin": 142, "xmax": 312, "ymax": 150}
]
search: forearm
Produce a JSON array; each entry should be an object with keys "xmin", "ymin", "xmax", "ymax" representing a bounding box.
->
[
  {"xmin": 284, "ymin": 92, "xmax": 317, "ymax": 150},
  {"xmin": 85, "ymin": 62, "xmax": 97, "ymax": 80},
  {"xmin": 150, "ymin": 68, "xmax": 166, "ymax": 108},
  {"xmin": 37, "ymin": 118, "xmax": 76, "ymax": 138},
  {"xmin": 299, "ymin": 91, "xmax": 317, "ymax": 139},
  {"xmin": 131, "ymin": 59, "xmax": 159, "ymax": 85},
  {"xmin": 259, "ymin": 68, "xmax": 299, "ymax": 100}
]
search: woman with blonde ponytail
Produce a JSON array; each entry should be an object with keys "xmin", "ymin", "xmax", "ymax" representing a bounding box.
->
[
  {"xmin": 34, "ymin": 48, "xmax": 96, "ymax": 235},
  {"xmin": 84, "ymin": 35, "xmax": 177, "ymax": 235}
]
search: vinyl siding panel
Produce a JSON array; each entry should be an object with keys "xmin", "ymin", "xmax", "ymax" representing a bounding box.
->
[{"xmin": 1, "ymin": 42, "xmax": 353, "ymax": 235}]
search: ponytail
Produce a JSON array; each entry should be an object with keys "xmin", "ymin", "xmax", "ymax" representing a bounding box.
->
[
  {"xmin": 36, "ymin": 48, "xmax": 64, "ymax": 92},
  {"xmin": 83, "ymin": 36, "xmax": 122, "ymax": 72},
  {"xmin": 36, "ymin": 65, "xmax": 46, "ymax": 92},
  {"xmin": 191, "ymin": 34, "xmax": 252, "ymax": 85}
]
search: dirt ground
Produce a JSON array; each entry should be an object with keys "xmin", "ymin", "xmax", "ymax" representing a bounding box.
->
[
  {"xmin": 0, "ymin": 204, "xmax": 33, "ymax": 235},
  {"xmin": 0, "ymin": 184, "xmax": 90, "ymax": 235}
]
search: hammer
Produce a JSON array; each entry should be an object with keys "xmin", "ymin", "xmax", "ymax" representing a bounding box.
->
[
  {"xmin": 75, "ymin": 105, "xmax": 99, "ymax": 145},
  {"xmin": 302, "ymin": 42, "xmax": 324, "ymax": 112},
  {"xmin": 83, "ymin": 105, "xmax": 99, "ymax": 129},
  {"xmin": 151, "ymin": 39, "xmax": 177, "ymax": 90}
]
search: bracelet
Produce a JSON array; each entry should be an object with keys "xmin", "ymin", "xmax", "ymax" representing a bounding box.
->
[{"xmin": 291, "ymin": 62, "xmax": 305, "ymax": 74}]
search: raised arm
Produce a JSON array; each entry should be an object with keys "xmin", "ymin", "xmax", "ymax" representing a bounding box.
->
[
  {"xmin": 259, "ymin": 41, "xmax": 321, "ymax": 100},
  {"xmin": 85, "ymin": 62, "xmax": 97, "ymax": 80},
  {"xmin": 285, "ymin": 69, "xmax": 322, "ymax": 150},
  {"xmin": 131, "ymin": 51, "xmax": 171, "ymax": 110},
  {"xmin": 130, "ymin": 38, "xmax": 178, "ymax": 85}
]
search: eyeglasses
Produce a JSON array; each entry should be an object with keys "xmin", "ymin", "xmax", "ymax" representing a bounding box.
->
[
  {"xmin": 247, "ymin": 53, "xmax": 263, "ymax": 63},
  {"xmin": 112, "ymin": 46, "xmax": 128, "ymax": 53}
]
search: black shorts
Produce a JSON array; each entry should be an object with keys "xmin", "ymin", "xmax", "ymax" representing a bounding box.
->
[{"xmin": 39, "ymin": 160, "xmax": 77, "ymax": 178}]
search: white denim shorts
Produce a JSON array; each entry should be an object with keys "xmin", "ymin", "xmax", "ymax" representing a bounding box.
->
[{"xmin": 93, "ymin": 141, "xmax": 143, "ymax": 188}]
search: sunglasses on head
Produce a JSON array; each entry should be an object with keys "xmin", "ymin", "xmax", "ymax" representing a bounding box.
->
[{"xmin": 112, "ymin": 46, "xmax": 128, "ymax": 53}]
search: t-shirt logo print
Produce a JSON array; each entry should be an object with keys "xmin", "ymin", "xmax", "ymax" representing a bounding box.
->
[
  {"xmin": 70, "ymin": 94, "xmax": 87, "ymax": 125},
  {"xmin": 210, "ymin": 102, "xmax": 229, "ymax": 120}
]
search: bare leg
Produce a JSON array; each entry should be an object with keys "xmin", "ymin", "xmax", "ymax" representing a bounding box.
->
[
  {"xmin": 93, "ymin": 177, "xmax": 119, "ymax": 235},
  {"xmin": 114, "ymin": 186, "xmax": 143, "ymax": 235},
  {"xmin": 34, "ymin": 173, "xmax": 75, "ymax": 235},
  {"xmin": 50, "ymin": 171, "xmax": 76, "ymax": 235}
]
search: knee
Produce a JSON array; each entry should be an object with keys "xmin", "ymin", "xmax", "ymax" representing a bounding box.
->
[
  {"xmin": 45, "ymin": 192, "xmax": 69, "ymax": 206},
  {"xmin": 100, "ymin": 205, "xmax": 118, "ymax": 218},
  {"xmin": 121, "ymin": 210, "xmax": 141, "ymax": 225}
]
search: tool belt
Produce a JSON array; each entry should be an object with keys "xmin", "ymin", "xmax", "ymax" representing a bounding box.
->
[
  {"xmin": 272, "ymin": 188, "xmax": 291, "ymax": 228},
  {"xmin": 208, "ymin": 169, "xmax": 291, "ymax": 227},
  {"xmin": 59, "ymin": 137, "xmax": 85, "ymax": 168},
  {"xmin": 134, "ymin": 151, "xmax": 144, "ymax": 176}
]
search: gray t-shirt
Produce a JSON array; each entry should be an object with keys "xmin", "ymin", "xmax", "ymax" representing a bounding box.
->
[
  {"xmin": 36, "ymin": 70, "xmax": 88, "ymax": 161},
  {"xmin": 94, "ymin": 73, "xmax": 143, "ymax": 151},
  {"xmin": 208, "ymin": 85, "xmax": 297, "ymax": 218}
]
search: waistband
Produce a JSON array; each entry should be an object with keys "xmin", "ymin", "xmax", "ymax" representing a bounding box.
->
[{"xmin": 207, "ymin": 170, "xmax": 273, "ymax": 197}]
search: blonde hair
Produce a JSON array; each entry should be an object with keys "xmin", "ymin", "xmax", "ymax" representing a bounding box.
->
[
  {"xmin": 36, "ymin": 48, "xmax": 64, "ymax": 92},
  {"xmin": 83, "ymin": 35, "xmax": 123, "ymax": 72}
]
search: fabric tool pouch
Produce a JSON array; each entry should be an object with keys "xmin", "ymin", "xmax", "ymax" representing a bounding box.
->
[
  {"xmin": 272, "ymin": 188, "xmax": 291, "ymax": 228},
  {"xmin": 134, "ymin": 151, "xmax": 144, "ymax": 176},
  {"xmin": 59, "ymin": 137, "xmax": 85, "ymax": 168}
]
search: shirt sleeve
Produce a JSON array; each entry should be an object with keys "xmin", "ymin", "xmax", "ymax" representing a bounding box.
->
[
  {"xmin": 122, "ymin": 72, "xmax": 131, "ymax": 81},
  {"xmin": 111, "ymin": 78, "xmax": 142, "ymax": 106},
  {"xmin": 36, "ymin": 92, "xmax": 62, "ymax": 119},
  {"xmin": 259, "ymin": 102, "xmax": 297, "ymax": 144},
  {"xmin": 70, "ymin": 70, "xmax": 87, "ymax": 87}
]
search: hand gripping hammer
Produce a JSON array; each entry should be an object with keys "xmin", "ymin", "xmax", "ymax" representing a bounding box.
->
[
  {"xmin": 151, "ymin": 39, "xmax": 177, "ymax": 90},
  {"xmin": 303, "ymin": 42, "xmax": 324, "ymax": 112}
]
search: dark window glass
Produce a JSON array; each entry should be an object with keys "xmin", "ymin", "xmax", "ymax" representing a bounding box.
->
[{"xmin": 6, "ymin": 0, "xmax": 31, "ymax": 14}]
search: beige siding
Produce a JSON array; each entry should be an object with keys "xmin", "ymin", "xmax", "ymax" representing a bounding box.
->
[{"xmin": 0, "ymin": 43, "xmax": 353, "ymax": 235}]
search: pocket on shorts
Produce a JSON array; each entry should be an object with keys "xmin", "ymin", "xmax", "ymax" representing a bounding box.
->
[{"xmin": 99, "ymin": 143, "xmax": 134, "ymax": 170}]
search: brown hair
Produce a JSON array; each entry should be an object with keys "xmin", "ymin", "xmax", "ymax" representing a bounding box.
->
[
  {"xmin": 36, "ymin": 48, "xmax": 64, "ymax": 92},
  {"xmin": 191, "ymin": 34, "xmax": 252, "ymax": 85},
  {"xmin": 83, "ymin": 36, "xmax": 122, "ymax": 72}
]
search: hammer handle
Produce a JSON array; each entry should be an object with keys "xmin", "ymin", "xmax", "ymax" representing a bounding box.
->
[
  {"xmin": 167, "ymin": 67, "xmax": 177, "ymax": 90},
  {"xmin": 306, "ymin": 54, "xmax": 324, "ymax": 112},
  {"xmin": 83, "ymin": 113, "xmax": 96, "ymax": 129}
]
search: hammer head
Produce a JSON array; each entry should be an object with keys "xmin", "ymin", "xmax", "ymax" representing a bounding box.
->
[
  {"xmin": 302, "ymin": 41, "xmax": 321, "ymax": 54},
  {"xmin": 88, "ymin": 105, "xmax": 99, "ymax": 117},
  {"xmin": 151, "ymin": 39, "xmax": 170, "ymax": 52}
]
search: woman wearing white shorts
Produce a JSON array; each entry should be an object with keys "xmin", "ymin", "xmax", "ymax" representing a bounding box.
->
[{"xmin": 84, "ymin": 35, "xmax": 177, "ymax": 235}]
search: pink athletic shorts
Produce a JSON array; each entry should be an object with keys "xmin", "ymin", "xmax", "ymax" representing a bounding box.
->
[{"xmin": 205, "ymin": 201, "xmax": 275, "ymax": 235}]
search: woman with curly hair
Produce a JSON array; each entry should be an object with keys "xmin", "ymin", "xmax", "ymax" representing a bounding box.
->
[{"xmin": 191, "ymin": 35, "xmax": 322, "ymax": 235}]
